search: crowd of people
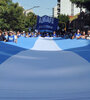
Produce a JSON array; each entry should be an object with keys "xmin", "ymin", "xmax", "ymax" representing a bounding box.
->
[
  {"xmin": 0, "ymin": 30, "xmax": 40, "ymax": 43},
  {"xmin": 0, "ymin": 29, "xmax": 90, "ymax": 43},
  {"xmin": 64, "ymin": 29, "xmax": 90, "ymax": 40}
]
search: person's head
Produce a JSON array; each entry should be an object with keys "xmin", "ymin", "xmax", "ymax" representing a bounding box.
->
[
  {"xmin": 38, "ymin": 32, "xmax": 40, "ymax": 35},
  {"xmin": 23, "ymin": 31, "xmax": 25, "ymax": 33},
  {"xmin": 88, "ymin": 30, "xmax": 90, "ymax": 36},
  {"xmin": 4, "ymin": 31, "xmax": 8, "ymax": 36},
  {"xmin": 26, "ymin": 32, "xmax": 28, "ymax": 35},
  {"xmin": 13, "ymin": 32, "xmax": 16, "ymax": 35},
  {"xmin": 9, "ymin": 32, "xmax": 12, "ymax": 36},
  {"xmin": 17, "ymin": 31, "xmax": 20, "ymax": 35},
  {"xmin": 53, "ymin": 31, "xmax": 56, "ymax": 34},
  {"xmin": 77, "ymin": 29, "xmax": 80, "ymax": 33},
  {"xmin": 0, "ymin": 30, "xmax": 2, "ymax": 36},
  {"xmin": 47, "ymin": 33, "xmax": 49, "ymax": 36},
  {"xmin": 31, "ymin": 32, "xmax": 33, "ymax": 36},
  {"xmin": 82, "ymin": 31, "xmax": 86, "ymax": 35}
]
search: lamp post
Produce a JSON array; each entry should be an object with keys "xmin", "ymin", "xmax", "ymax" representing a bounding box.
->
[
  {"xmin": 24, "ymin": 6, "xmax": 40, "ymax": 31},
  {"xmin": 29, "ymin": 6, "xmax": 40, "ymax": 10},
  {"xmin": 24, "ymin": 6, "xmax": 40, "ymax": 15},
  {"xmin": 59, "ymin": 21, "xmax": 67, "ymax": 32}
]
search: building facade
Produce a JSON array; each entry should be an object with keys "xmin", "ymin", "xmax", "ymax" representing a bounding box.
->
[
  {"xmin": 53, "ymin": 6, "xmax": 58, "ymax": 17},
  {"xmin": 53, "ymin": 0, "xmax": 85, "ymax": 17}
]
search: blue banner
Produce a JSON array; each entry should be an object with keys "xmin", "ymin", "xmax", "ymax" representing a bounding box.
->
[{"xmin": 36, "ymin": 15, "xmax": 59, "ymax": 33}]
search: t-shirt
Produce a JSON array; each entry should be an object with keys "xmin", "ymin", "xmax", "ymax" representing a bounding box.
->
[
  {"xmin": 38, "ymin": 34, "xmax": 41, "ymax": 37},
  {"xmin": 75, "ymin": 33, "xmax": 81, "ymax": 38},
  {"xmin": 8, "ymin": 35, "xmax": 15, "ymax": 42},
  {"xmin": 5, "ymin": 35, "xmax": 8, "ymax": 40},
  {"xmin": 53, "ymin": 34, "xmax": 56, "ymax": 37},
  {"xmin": 31, "ymin": 34, "xmax": 35, "ymax": 37},
  {"xmin": 17, "ymin": 34, "xmax": 21, "ymax": 38},
  {"xmin": 87, "ymin": 35, "xmax": 90, "ymax": 40},
  {"xmin": 46, "ymin": 35, "xmax": 50, "ymax": 37},
  {"xmin": 13, "ymin": 35, "xmax": 17, "ymax": 40}
]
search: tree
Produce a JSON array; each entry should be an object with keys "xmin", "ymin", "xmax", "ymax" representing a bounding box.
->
[
  {"xmin": 25, "ymin": 12, "xmax": 37, "ymax": 32},
  {"xmin": 6, "ymin": 3, "xmax": 25, "ymax": 31},
  {"xmin": 0, "ymin": 0, "xmax": 26, "ymax": 31},
  {"xmin": 58, "ymin": 14, "xmax": 69, "ymax": 23},
  {"xmin": 0, "ymin": 0, "xmax": 12, "ymax": 30},
  {"xmin": 0, "ymin": 0, "xmax": 37, "ymax": 31},
  {"xmin": 70, "ymin": 0, "xmax": 90, "ymax": 11},
  {"xmin": 58, "ymin": 14, "xmax": 69, "ymax": 31}
]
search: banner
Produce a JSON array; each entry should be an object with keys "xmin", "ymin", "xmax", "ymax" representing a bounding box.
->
[{"xmin": 36, "ymin": 15, "xmax": 59, "ymax": 33}]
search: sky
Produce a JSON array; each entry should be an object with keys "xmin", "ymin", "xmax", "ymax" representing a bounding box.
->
[{"xmin": 13, "ymin": 0, "xmax": 57, "ymax": 16}]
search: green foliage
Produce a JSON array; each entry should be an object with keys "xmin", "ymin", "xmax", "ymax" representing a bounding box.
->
[
  {"xmin": 58, "ymin": 14, "xmax": 69, "ymax": 23},
  {"xmin": 25, "ymin": 12, "xmax": 37, "ymax": 31},
  {"xmin": 7, "ymin": 3, "xmax": 25, "ymax": 31},
  {"xmin": 0, "ymin": 0, "xmax": 37, "ymax": 31},
  {"xmin": 70, "ymin": 0, "xmax": 90, "ymax": 11},
  {"xmin": 58, "ymin": 14, "xmax": 69, "ymax": 30}
]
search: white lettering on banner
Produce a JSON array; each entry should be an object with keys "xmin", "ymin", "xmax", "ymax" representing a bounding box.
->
[
  {"xmin": 39, "ymin": 16, "xmax": 54, "ymax": 24},
  {"xmin": 39, "ymin": 25, "xmax": 53, "ymax": 29}
]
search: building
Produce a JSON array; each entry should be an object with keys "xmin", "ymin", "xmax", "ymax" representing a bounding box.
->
[
  {"xmin": 53, "ymin": 6, "xmax": 58, "ymax": 17},
  {"xmin": 53, "ymin": 0, "xmax": 85, "ymax": 17}
]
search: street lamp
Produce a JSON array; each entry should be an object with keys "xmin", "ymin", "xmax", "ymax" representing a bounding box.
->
[
  {"xmin": 25, "ymin": 6, "xmax": 40, "ymax": 12},
  {"xmin": 24, "ymin": 6, "xmax": 40, "ymax": 31},
  {"xmin": 59, "ymin": 21, "xmax": 67, "ymax": 32},
  {"xmin": 24, "ymin": 6, "xmax": 40, "ymax": 15},
  {"xmin": 27, "ymin": 6, "xmax": 40, "ymax": 11}
]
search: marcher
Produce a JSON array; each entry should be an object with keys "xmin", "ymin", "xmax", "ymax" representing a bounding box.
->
[
  {"xmin": 8, "ymin": 31, "xmax": 15, "ymax": 42},
  {"xmin": 25, "ymin": 32, "xmax": 29, "ymax": 38},
  {"xmin": 13, "ymin": 32, "xmax": 17, "ymax": 43},
  {"xmin": 75, "ymin": 29, "xmax": 81, "ymax": 39},
  {"xmin": 4, "ymin": 31, "xmax": 8, "ymax": 41},
  {"xmin": 0, "ymin": 30, "xmax": 6, "ymax": 42},
  {"xmin": 81, "ymin": 31, "xmax": 86, "ymax": 39},
  {"xmin": 46, "ymin": 33, "xmax": 49, "ymax": 37},
  {"xmin": 53, "ymin": 31, "xmax": 57, "ymax": 37},
  {"xmin": 30, "ymin": 32, "xmax": 35, "ymax": 37},
  {"xmin": 17, "ymin": 31, "xmax": 21, "ymax": 38},
  {"xmin": 86, "ymin": 30, "xmax": 90, "ymax": 40}
]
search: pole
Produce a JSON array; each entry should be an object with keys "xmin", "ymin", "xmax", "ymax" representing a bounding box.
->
[
  {"xmin": 60, "ymin": 21, "xmax": 67, "ymax": 32},
  {"xmin": 24, "ymin": 6, "xmax": 40, "ymax": 15}
]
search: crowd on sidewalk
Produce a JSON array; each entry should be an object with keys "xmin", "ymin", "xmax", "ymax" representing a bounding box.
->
[{"xmin": 0, "ymin": 29, "xmax": 90, "ymax": 43}]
